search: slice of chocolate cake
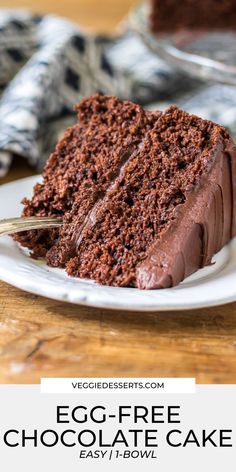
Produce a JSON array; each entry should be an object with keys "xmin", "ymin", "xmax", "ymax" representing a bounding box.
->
[
  {"xmin": 150, "ymin": 0, "xmax": 236, "ymax": 32},
  {"xmin": 15, "ymin": 95, "xmax": 236, "ymax": 289}
]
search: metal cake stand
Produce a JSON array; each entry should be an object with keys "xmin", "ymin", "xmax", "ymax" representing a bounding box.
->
[{"xmin": 129, "ymin": 3, "xmax": 236, "ymax": 85}]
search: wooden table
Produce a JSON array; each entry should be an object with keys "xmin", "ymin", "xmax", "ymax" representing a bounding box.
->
[{"xmin": 0, "ymin": 0, "xmax": 236, "ymax": 384}]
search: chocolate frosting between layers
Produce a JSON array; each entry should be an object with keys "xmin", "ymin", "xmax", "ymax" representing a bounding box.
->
[{"xmin": 136, "ymin": 138, "xmax": 236, "ymax": 289}]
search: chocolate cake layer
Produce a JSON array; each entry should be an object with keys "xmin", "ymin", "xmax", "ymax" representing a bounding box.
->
[
  {"xmin": 150, "ymin": 0, "xmax": 236, "ymax": 32},
  {"xmin": 15, "ymin": 95, "xmax": 158, "ymax": 260},
  {"xmin": 15, "ymin": 96, "xmax": 236, "ymax": 289}
]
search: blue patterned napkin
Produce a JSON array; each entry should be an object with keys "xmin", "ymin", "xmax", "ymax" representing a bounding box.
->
[{"xmin": 0, "ymin": 9, "xmax": 236, "ymax": 177}]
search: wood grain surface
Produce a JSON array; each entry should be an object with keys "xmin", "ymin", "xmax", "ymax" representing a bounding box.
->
[{"xmin": 0, "ymin": 0, "xmax": 236, "ymax": 384}]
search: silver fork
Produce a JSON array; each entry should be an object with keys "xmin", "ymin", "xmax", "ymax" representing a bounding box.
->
[{"xmin": 0, "ymin": 217, "xmax": 63, "ymax": 237}]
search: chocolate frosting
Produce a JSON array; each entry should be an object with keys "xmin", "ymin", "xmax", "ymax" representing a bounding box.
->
[{"xmin": 136, "ymin": 138, "xmax": 236, "ymax": 289}]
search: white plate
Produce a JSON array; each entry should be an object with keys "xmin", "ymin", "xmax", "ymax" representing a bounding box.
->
[
  {"xmin": 0, "ymin": 176, "xmax": 236, "ymax": 311},
  {"xmin": 130, "ymin": 3, "xmax": 236, "ymax": 85}
]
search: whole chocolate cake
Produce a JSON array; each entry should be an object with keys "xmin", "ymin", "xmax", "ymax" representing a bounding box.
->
[
  {"xmin": 14, "ymin": 95, "xmax": 236, "ymax": 289},
  {"xmin": 150, "ymin": 0, "xmax": 236, "ymax": 32}
]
